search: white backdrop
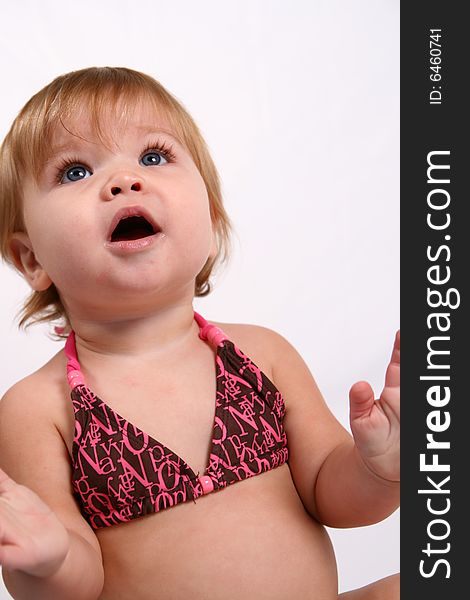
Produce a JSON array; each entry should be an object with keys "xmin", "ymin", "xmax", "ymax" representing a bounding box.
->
[{"xmin": 0, "ymin": 0, "xmax": 399, "ymax": 596}]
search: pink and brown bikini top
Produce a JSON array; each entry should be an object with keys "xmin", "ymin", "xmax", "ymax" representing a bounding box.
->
[{"xmin": 65, "ymin": 311, "xmax": 289, "ymax": 529}]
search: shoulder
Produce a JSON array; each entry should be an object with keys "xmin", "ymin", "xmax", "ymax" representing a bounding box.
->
[
  {"xmin": 0, "ymin": 353, "xmax": 67, "ymax": 489},
  {"xmin": 210, "ymin": 319, "xmax": 295, "ymax": 383},
  {"xmin": 212, "ymin": 318, "xmax": 298, "ymax": 359},
  {"xmin": 1, "ymin": 349, "xmax": 67, "ymax": 404},
  {"xmin": 0, "ymin": 350, "xmax": 71, "ymax": 450},
  {"xmin": 210, "ymin": 318, "xmax": 339, "ymax": 419}
]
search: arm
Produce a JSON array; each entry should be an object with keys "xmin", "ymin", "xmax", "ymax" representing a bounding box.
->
[
  {"xmin": 268, "ymin": 327, "xmax": 400, "ymax": 528},
  {"xmin": 0, "ymin": 378, "xmax": 104, "ymax": 599},
  {"xmin": 314, "ymin": 440, "xmax": 399, "ymax": 527},
  {"xmin": 2, "ymin": 526, "xmax": 103, "ymax": 600}
]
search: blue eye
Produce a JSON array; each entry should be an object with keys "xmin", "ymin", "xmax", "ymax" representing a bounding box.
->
[
  {"xmin": 59, "ymin": 164, "xmax": 92, "ymax": 184},
  {"xmin": 140, "ymin": 151, "xmax": 168, "ymax": 167}
]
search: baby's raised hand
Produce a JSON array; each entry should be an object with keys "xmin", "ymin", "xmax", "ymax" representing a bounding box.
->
[
  {"xmin": 349, "ymin": 331, "xmax": 400, "ymax": 483},
  {"xmin": 0, "ymin": 466, "xmax": 71, "ymax": 578}
]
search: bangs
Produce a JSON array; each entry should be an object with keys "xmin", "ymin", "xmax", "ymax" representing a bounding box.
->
[{"xmin": 9, "ymin": 67, "xmax": 188, "ymax": 183}]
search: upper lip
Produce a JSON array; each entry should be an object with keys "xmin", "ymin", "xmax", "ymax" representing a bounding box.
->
[{"xmin": 106, "ymin": 206, "xmax": 161, "ymax": 242}]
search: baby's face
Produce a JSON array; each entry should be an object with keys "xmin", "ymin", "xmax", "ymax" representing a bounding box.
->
[{"xmin": 15, "ymin": 99, "xmax": 215, "ymax": 321}]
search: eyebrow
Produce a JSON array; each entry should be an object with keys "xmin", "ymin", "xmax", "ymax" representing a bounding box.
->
[
  {"xmin": 133, "ymin": 126, "xmax": 184, "ymax": 146},
  {"xmin": 45, "ymin": 127, "xmax": 184, "ymax": 165}
]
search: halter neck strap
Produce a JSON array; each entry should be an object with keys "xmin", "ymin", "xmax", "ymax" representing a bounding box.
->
[{"xmin": 64, "ymin": 310, "xmax": 229, "ymax": 390}]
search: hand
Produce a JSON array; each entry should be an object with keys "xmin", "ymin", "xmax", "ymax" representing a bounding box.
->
[
  {"xmin": 0, "ymin": 466, "xmax": 71, "ymax": 578},
  {"xmin": 349, "ymin": 330, "xmax": 400, "ymax": 483}
]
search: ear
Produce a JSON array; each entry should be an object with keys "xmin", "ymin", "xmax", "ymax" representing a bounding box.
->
[{"xmin": 8, "ymin": 232, "xmax": 52, "ymax": 292}]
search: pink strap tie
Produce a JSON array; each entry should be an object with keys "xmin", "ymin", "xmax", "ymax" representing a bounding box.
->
[
  {"xmin": 67, "ymin": 369, "xmax": 86, "ymax": 389},
  {"xmin": 64, "ymin": 311, "xmax": 229, "ymax": 390},
  {"xmin": 193, "ymin": 311, "xmax": 229, "ymax": 347}
]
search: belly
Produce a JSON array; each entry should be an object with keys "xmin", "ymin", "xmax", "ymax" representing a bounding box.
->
[{"xmin": 96, "ymin": 465, "xmax": 338, "ymax": 600}]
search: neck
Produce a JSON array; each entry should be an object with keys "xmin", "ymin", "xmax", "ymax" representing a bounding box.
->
[{"xmin": 68, "ymin": 302, "xmax": 199, "ymax": 363}]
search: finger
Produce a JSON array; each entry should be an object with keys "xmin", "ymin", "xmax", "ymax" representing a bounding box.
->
[
  {"xmin": 349, "ymin": 380, "xmax": 375, "ymax": 421},
  {"xmin": 384, "ymin": 362, "xmax": 400, "ymax": 389},
  {"xmin": 391, "ymin": 330, "xmax": 400, "ymax": 362},
  {"xmin": 0, "ymin": 467, "xmax": 16, "ymax": 494},
  {"xmin": 0, "ymin": 542, "xmax": 31, "ymax": 573},
  {"xmin": 384, "ymin": 330, "xmax": 400, "ymax": 388}
]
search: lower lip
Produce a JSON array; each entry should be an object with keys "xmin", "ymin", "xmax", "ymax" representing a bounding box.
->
[{"xmin": 104, "ymin": 232, "xmax": 165, "ymax": 253}]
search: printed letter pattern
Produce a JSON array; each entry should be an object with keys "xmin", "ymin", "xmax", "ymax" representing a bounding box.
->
[{"xmin": 70, "ymin": 333, "xmax": 289, "ymax": 529}]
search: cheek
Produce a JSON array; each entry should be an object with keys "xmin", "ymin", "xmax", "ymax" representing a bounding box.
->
[
  {"xmin": 173, "ymin": 180, "xmax": 214, "ymax": 268},
  {"xmin": 177, "ymin": 172, "xmax": 212, "ymax": 230},
  {"xmin": 25, "ymin": 208, "xmax": 92, "ymax": 276}
]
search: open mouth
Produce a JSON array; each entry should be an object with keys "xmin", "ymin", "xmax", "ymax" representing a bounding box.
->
[{"xmin": 110, "ymin": 215, "xmax": 158, "ymax": 242}]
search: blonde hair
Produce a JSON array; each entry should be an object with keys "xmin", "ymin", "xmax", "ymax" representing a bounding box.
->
[{"xmin": 0, "ymin": 66, "xmax": 233, "ymax": 334}]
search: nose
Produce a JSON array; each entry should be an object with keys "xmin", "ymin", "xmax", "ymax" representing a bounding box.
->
[
  {"xmin": 101, "ymin": 172, "xmax": 145, "ymax": 201},
  {"xmin": 111, "ymin": 181, "xmax": 141, "ymax": 195}
]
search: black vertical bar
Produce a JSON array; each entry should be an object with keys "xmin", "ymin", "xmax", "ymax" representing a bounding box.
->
[{"xmin": 401, "ymin": 2, "xmax": 468, "ymax": 598}]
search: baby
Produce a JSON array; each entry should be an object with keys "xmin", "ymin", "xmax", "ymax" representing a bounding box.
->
[{"xmin": 0, "ymin": 67, "xmax": 399, "ymax": 600}]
